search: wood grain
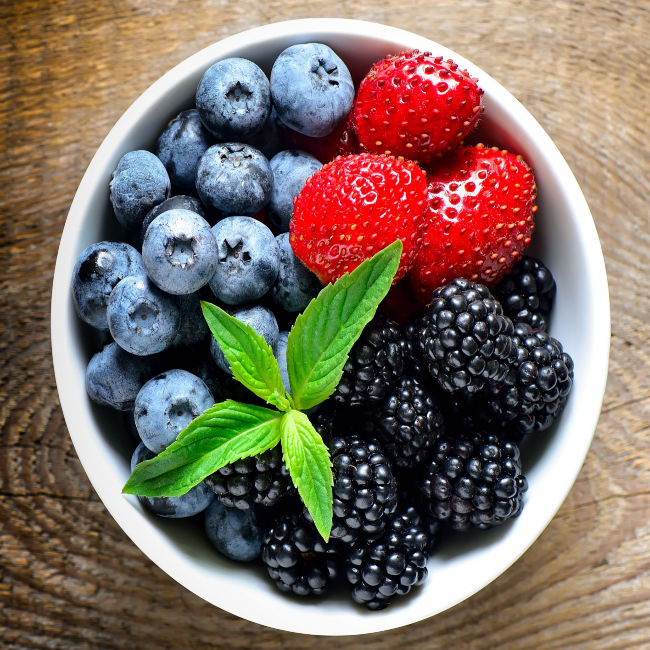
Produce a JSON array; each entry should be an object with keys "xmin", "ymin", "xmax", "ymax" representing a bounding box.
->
[{"xmin": 1, "ymin": 1, "xmax": 649, "ymax": 648}]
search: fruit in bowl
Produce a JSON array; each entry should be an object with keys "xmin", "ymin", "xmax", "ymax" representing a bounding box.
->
[{"xmin": 51, "ymin": 19, "xmax": 609, "ymax": 635}]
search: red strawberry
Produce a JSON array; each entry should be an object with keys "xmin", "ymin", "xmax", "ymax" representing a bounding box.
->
[
  {"xmin": 354, "ymin": 51, "xmax": 482, "ymax": 163},
  {"xmin": 290, "ymin": 154, "xmax": 428, "ymax": 284},
  {"xmin": 287, "ymin": 110, "xmax": 358, "ymax": 163},
  {"xmin": 408, "ymin": 144, "xmax": 537, "ymax": 302}
]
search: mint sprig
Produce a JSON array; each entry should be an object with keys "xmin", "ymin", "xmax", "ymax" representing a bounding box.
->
[{"xmin": 123, "ymin": 241, "xmax": 403, "ymax": 540}]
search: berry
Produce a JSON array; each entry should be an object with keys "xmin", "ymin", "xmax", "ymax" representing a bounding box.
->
[
  {"xmin": 346, "ymin": 507, "xmax": 429, "ymax": 610},
  {"xmin": 156, "ymin": 109, "xmax": 213, "ymax": 194},
  {"xmin": 109, "ymin": 150, "xmax": 170, "ymax": 231},
  {"xmin": 140, "ymin": 195, "xmax": 207, "ymax": 246},
  {"xmin": 371, "ymin": 373, "xmax": 445, "ymax": 471},
  {"xmin": 246, "ymin": 107, "xmax": 292, "ymax": 160},
  {"xmin": 409, "ymin": 144, "xmax": 537, "ymax": 300},
  {"xmin": 142, "ymin": 209, "xmax": 218, "ymax": 295},
  {"xmin": 205, "ymin": 445, "xmax": 293, "ymax": 510},
  {"xmin": 270, "ymin": 43, "xmax": 354, "ymax": 137},
  {"xmin": 274, "ymin": 330, "xmax": 290, "ymax": 394},
  {"xmin": 333, "ymin": 315, "xmax": 406, "ymax": 407},
  {"xmin": 493, "ymin": 255, "xmax": 556, "ymax": 331},
  {"xmin": 286, "ymin": 109, "xmax": 358, "ymax": 163},
  {"xmin": 71, "ymin": 241, "xmax": 145, "ymax": 330},
  {"xmin": 208, "ymin": 216, "xmax": 280, "ymax": 305},
  {"xmin": 420, "ymin": 432, "xmax": 528, "ymax": 532},
  {"xmin": 131, "ymin": 443, "xmax": 214, "ymax": 518},
  {"xmin": 134, "ymin": 369, "xmax": 213, "ymax": 453},
  {"xmin": 196, "ymin": 143, "xmax": 273, "ymax": 216},
  {"xmin": 329, "ymin": 435, "xmax": 398, "ymax": 545},
  {"xmin": 262, "ymin": 512, "xmax": 339, "ymax": 596},
  {"xmin": 271, "ymin": 233, "xmax": 322, "ymax": 313},
  {"xmin": 416, "ymin": 278, "xmax": 515, "ymax": 394},
  {"xmin": 267, "ymin": 150, "xmax": 322, "ymax": 232},
  {"xmin": 354, "ymin": 51, "xmax": 482, "ymax": 163},
  {"xmin": 196, "ymin": 58, "xmax": 271, "ymax": 140},
  {"xmin": 171, "ymin": 292, "xmax": 210, "ymax": 349},
  {"xmin": 290, "ymin": 154, "xmax": 428, "ymax": 284},
  {"xmin": 204, "ymin": 500, "xmax": 264, "ymax": 562}
]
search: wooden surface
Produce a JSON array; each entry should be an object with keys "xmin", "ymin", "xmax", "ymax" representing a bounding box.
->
[{"xmin": 1, "ymin": 1, "xmax": 649, "ymax": 647}]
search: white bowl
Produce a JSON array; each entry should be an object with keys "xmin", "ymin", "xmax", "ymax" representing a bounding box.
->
[{"xmin": 51, "ymin": 18, "xmax": 610, "ymax": 636}]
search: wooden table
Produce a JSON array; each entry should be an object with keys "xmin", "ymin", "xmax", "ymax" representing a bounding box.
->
[{"xmin": 1, "ymin": 1, "xmax": 648, "ymax": 647}]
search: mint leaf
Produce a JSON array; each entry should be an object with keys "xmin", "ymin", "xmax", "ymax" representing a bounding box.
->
[
  {"xmin": 123, "ymin": 400, "xmax": 282, "ymax": 497},
  {"xmin": 201, "ymin": 301, "xmax": 290, "ymax": 411},
  {"xmin": 286, "ymin": 240, "xmax": 402, "ymax": 410},
  {"xmin": 280, "ymin": 410, "xmax": 333, "ymax": 541}
]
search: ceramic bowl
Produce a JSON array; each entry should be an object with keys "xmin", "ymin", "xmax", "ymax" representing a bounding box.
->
[{"xmin": 51, "ymin": 18, "xmax": 610, "ymax": 636}]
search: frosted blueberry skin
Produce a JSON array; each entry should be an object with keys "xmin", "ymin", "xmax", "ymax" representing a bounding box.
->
[
  {"xmin": 268, "ymin": 150, "xmax": 322, "ymax": 232},
  {"xmin": 72, "ymin": 241, "xmax": 145, "ymax": 330},
  {"xmin": 270, "ymin": 43, "xmax": 354, "ymax": 137},
  {"xmin": 156, "ymin": 109, "xmax": 213, "ymax": 194},
  {"xmin": 208, "ymin": 216, "xmax": 280, "ymax": 305},
  {"xmin": 171, "ymin": 292, "xmax": 210, "ymax": 349},
  {"xmin": 131, "ymin": 443, "xmax": 214, "ymax": 518},
  {"xmin": 271, "ymin": 233, "xmax": 322, "ymax": 312},
  {"xmin": 196, "ymin": 58, "xmax": 271, "ymax": 140},
  {"xmin": 140, "ymin": 195, "xmax": 206, "ymax": 246},
  {"xmin": 204, "ymin": 499, "xmax": 263, "ymax": 562},
  {"xmin": 86, "ymin": 342, "xmax": 159, "ymax": 410},
  {"xmin": 107, "ymin": 275, "xmax": 181, "ymax": 356},
  {"xmin": 109, "ymin": 150, "xmax": 170, "ymax": 231},
  {"xmin": 246, "ymin": 107, "xmax": 291, "ymax": 160},
  {"xmin": 210, "ymin": 305, "xmax": 279, "ymax": 374},
  {"xmin": 196, "ymin": 143, "xmax": 273, "ymax": 217},
  {"xmin": 275, "ymin": 330, "xmax": 291, "ymax": 395},
  {"xmin": 142, "ymin": 209, "xmax": 218, "ymax": 295},
  {"xmin": 134, "ymin": 369, "xmax": 214, "ymax": 454}
]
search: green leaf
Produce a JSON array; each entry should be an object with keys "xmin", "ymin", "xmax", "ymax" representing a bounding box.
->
[
  {"xmin": 201, "ymin": 301, "xmax": 290, "ymax": 411},
  {"xmin": 280, "ymin": 410, "xmax": 333, "ymax": 541},
  {"xmin": 286, "ymin": 240, "xmax": 402, "ymax": 410},
  {"xmin": 123, "ymin": 400, "xmax": 282, "ymax": 497}
]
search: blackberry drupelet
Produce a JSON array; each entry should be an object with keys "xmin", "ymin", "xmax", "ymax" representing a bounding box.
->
[
  {"xmin": 419, "ymin": 279, "xmax": 515, "ymax": 394},
  {"xmin": 493, "ymin": 255, "xmax": 556, "ymax": 331},
  {"xmin": 333, "ymin": 315, "xmax": 407, "ymax": 407},
  {"xmin": 261, "ymin": 512, "xmax": 339, "ymax": 596},
  {"xmin": 420, "ymin": 432, "xmax": 528, "ymax": 532},
  {"xmin": 373, "ymin": 374, "xmax": 446, "ymax": 471},
  {"xmin": 346, "ymin": 507, "xmax": 429, "ymax": 610},
  {"xmin": 329, "ymin": 435, "xmax": 398, "ymax": 545},
  {"xmin": 205, "ymin": 445, "xmax": 293, "ymax": 510}
]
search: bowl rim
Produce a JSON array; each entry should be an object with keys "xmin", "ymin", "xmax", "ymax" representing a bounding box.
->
[{"xmin": 51, "ymin": 17, "xmax": 610, "ymax": 635}]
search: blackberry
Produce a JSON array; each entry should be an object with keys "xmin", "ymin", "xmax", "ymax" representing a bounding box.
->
[
  {"xmin": 261, "ymin": 512, "xmax": 339, "ymax": 596},
  {"xmin": 420, "ymin": 432, "xmax": 528, "ymax": 532},
  {"xmin": 493, "ymin": 256, "xmax": 556, "ymax": 331},
  {"xmin": 333, "ymin": 315, "xmax": 406, "ymax": 407},
  {"xmin": 419, "ymin": 278, "xmax": 515, "ymax": 394},
  {"xmin": 205, "ymin": 445, "xmax": 293, "ymax": 510},
  {"xmin": 372, "ymin": 374, "xmax": 446, "ymax": 471},
  {"xmin": 330, "ymin": 435, "xmax": 398, "ymax": 545},
  {"xmin": 346, "ymin": 507, "xmax": 429, "ymax": 610}
]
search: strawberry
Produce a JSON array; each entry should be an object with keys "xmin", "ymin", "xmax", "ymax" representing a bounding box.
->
[
  {"xmin": 287, "ymin": 110, "xmax": 358, "ymax": 163},
  {"xmin": 354, "ymin": 51, "xmax": 482, "ymax": 163},
  {"xmin": 290, "ymin": 154, "xmax": 428, "ymax": 284},
  {"xmin": 408, "ymin": 144, "xmax": 537, "ymax": 302}
]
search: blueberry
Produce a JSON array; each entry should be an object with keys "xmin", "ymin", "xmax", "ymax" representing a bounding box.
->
[
  {"xmin": 134, "ymin": 369, "xmax": 214, "ymax": 453},
  {"xmin": 171, "ymin": 292, "xmax": 210, "ymax": 349},
  {"xmin": 109, "ymin": 150, "xmax": 170, "ymax": 231},
  {"xmin": 142, "ymin": 209, "xmax": 217, "ymax": 295},
  {"xmin": 208, "ymin": 216, "xmax": 280, "ymax": 305},
  {"xmin": 210, "ymin": 305, "xmax": 279, "ymax": 374},
  {"xmin": 246, "ymin": 107, "xmax": 291, "ymax": 159},
  {"xmin": 72, "ymin": 241, "xmax": 145, "ymax": 330},
  {"xmin": 204, "ymin": 500, "xmax": 263, "ymax": 562},
  {"xmin": 131, "ymin": 443, "xmax": 214, "ymax": 518},
  {"xmin": 268, "ymin": 150, "xmax": 322, "ymax": 232},
  {"xmin": 156, "ymin": 109, "xmax": 213, "ymax": 194},
  {"xmin": 270, "ymin": 43, "xmax": 354, "ymax": 137},
  {"xmin": 271, "ymin": 233, "xmax": 321, "ymax": 312},
  {"xmin": 196, "ymin": 58, "xmax": 270, "ymax": 140},
  {"xmin": 86, "ymin": 342, "xmax": 159, "ymax": 410},
  {"xmin": 107, "ymin": 275, "xmax": 180, "ymax": 355},
  {"xmin": 196, "ymin": 143, "xmax": 272, "ymax": 216},
  {"xmin": 275, "ymin": 330, "xmax": 290, "ymax": 395},
  {"xmin": 140, "ymin": 195, "xmax": 206, "ymax": 245}
]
